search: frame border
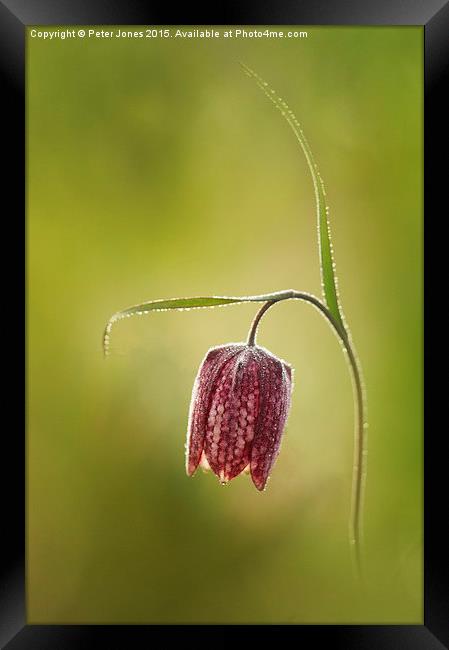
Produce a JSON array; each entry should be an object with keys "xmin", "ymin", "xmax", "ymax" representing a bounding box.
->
[{"xmin": 1, "ymin": 0, "xmax": 446, "ymax": 647}]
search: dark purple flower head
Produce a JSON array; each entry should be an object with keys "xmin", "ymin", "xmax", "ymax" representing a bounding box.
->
[{"xmin": 186, "ymin": 343, "xmax": 293, "ymax": 491}]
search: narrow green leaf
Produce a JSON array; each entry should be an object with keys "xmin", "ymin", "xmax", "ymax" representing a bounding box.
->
[
  {"xmin": 103, "ymin": 290, "xmax": 298, "ymax": 356},
  {"xmin": 241, "ymin": 63, "xmax": 346, "ymax": 334}
]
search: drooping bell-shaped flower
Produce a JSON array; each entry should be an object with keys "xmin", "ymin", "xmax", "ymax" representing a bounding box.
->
[{"xmin": 186, "ymin": 343, "xmax": 293, "ymax": 491}]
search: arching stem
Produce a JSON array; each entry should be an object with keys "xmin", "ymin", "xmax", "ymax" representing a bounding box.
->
[{"xmin": 247, "ymin": 290, "xmax": 366, "ymax": 579}]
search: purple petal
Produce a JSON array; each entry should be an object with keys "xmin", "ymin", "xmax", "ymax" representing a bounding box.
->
[
  {"xmin": 186, "ymin": 345, "xmax": 244, "ymax": 476},
  {"xmin": 203, "ymin": 348, "xmax": 261, "ymax": 483},
  {"xmin": 250, "ymin": 350, "xmax": 293, "ymax": 491}
]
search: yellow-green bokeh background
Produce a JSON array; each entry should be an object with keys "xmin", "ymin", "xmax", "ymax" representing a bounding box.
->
[{"xmin": 27, "ymin": 26, "xmax": 423, "ymax": 623}]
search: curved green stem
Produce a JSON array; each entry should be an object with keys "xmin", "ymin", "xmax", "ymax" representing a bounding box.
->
[
  {"xmin": 240, "ymin": 66, "xmax": 367, "ymax": 580},
  {"xmin": 246, "ymin": 290, "xmax": 366, "ymax": 578}
]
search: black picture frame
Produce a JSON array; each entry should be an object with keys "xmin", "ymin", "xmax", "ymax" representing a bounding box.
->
[{"xmin": 1, "ymin": 1, "xmax": 446, "ymax": 647}]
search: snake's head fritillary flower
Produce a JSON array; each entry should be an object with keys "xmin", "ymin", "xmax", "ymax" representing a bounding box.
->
[{"xmin": 186, "ymin": 344, "xmax": 293, "ymax": 491}]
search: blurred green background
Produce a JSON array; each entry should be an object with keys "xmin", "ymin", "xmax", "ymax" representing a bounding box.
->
[{"xmin": 27, "ymin": 26, "xmax": 423, "ymax": 623}]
